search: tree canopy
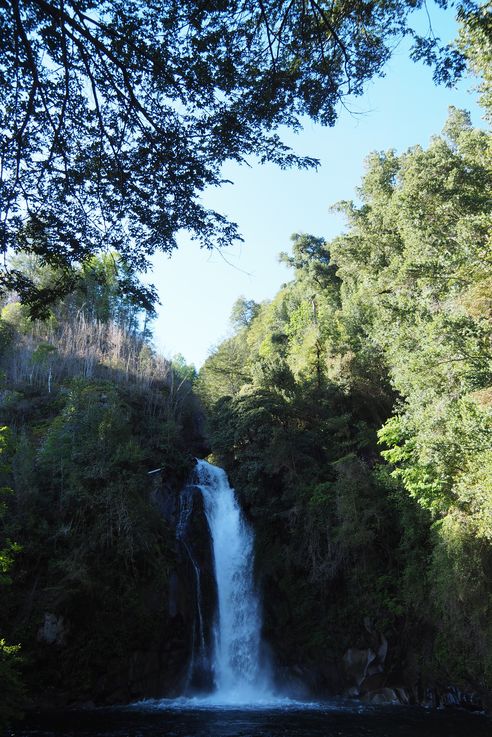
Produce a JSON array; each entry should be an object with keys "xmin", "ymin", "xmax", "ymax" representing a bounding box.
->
[{"xmin": 0, "ymin": 0, "xmax": 473, "ymax": 314}]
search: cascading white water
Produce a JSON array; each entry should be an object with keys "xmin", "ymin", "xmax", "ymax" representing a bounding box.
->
[{"xmin": 193, "ymin": 459, "xmax": 273, "ymax": 702}]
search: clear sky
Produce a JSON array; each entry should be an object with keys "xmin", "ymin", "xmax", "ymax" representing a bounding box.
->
[{"xmin": 148, "ymin": 5, "xmax": 486, "ymax": 369}]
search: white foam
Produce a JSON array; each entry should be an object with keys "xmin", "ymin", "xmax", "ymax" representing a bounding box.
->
[
  {"xmin": 130, "ymin": 695, "xmax": 327, "ymax": 711},
  {"xmin": 193, "ymin": 460, "xmax": 273, "ymax": 700}
]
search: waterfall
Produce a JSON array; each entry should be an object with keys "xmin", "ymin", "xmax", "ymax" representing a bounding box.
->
[{"xmin": 191, "ymin": 459, "xmax": 273, "ymax": 702}]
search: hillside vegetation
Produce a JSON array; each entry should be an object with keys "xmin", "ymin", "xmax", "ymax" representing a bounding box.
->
[
  {"xmin": 198, "ymin": 104, "xmax": 492, "ymax": 698},
  {"xmin": 0, "ymin": 256, "xmax": 200, "ymax": 721}
]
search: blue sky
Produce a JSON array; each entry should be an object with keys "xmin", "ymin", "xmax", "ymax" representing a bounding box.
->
[{"xmin": 148, "ymin": 5, "xmax": 486, "ymax": 369}]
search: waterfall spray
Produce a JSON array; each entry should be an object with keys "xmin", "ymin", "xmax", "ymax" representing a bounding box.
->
[{"xmin": 192, "ymin": 459, "xmax": 273, "ymax": 702}]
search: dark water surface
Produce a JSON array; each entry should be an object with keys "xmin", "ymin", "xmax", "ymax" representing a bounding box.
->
[{"xmin": 10, "ymin": 701, "xmax": 492, "ymax": 737}]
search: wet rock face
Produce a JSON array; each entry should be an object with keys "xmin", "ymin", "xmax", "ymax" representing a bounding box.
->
[
  {"xmin": 178, "ymin": 485, "xmax": 218, "ymax": 642},
  {"xmin": 37, "ymin": 613, "xmax": 67, "ymax": 646},
  {"xmin": 340, "ymin": 629, "xmax": 488, "ymax": 710},
  {"xmin": 178, "ymin": 485, "xmax": 217, "ymax": 603},
  {"xmin": 175, "ymin": 484, "xmax": 218, "ymax": 692},
  {"xmin": 76, "ymin": 479, "xmax": 219, "ymax": 705},
  {"xmin": 341, "ymin": 631, "xmax": 413, "ymax": 705},
  {"xmin": 106, "ymin": 479, "xmax": 218, "ymax": 701},
  {"xmin": 343, "ymin": 630, "xmax": 388, "ymax": 694},
  {"xmin": 80, "ymin": 485, "xmax": 219, "ymax": 705},
  {"xmin": 343, "ymin": 647, "xmax": 378, "ymax": 688},
  {"xmin": 149, "ymin": 479, "xmax": 179, "ymax": 526},
  {"xmin": 361, "ymin": 687, "xmax": 399, "ymax": 704}
]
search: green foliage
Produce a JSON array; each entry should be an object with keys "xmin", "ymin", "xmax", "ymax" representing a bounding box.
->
[
  {"xmin": 458, "ymin": 1, "xmax": 492, "ymax": 120},
  {"xmin": 196, "ymin": 334, "xmax": 252, "ymax": 407},
  {"xmin": 1, "ymin": 303, "xmax": 31, "ymax": 335},
  {"xmin": 171, "ymin": 354, "xmax": 198, "ymax": 385},
  {"xmin": 230, "ymin": 297, "xmax": 260, "ymax": 330},
  {"xmin": 431, "ymin": 511, "xmax": 492, "ymax": 687},
  {"xmin": 0, "ymin": 254, "xmax": 200, "ymax": 707},
  {"xmin": 31, "ymin": 343, "xmax": 57, "ymax": 366},
  {"xmin": 200, "ymin": 295, "xmax": 402, "ymax": 660},
  {"xmin": 0, "ymin": 377, "xmax": 193, "ymax": 702},
  {"xmin": 199, "ymin": 103, "xmax": 492, "ymax": 694},
  {"xmin": 0, "ymin": 640, "xmax": 24, "ymax": 733},
  {"xmin": 328, "ymin": 106, "xmax": 492, "ymax": 686},
  {"xmin": 30, "ymin": 380, "xmax": 181, "ymax": 571},
  {"xmin": 332, "ymin": 107, "xmax": 492, "ymax": 514},
  {"xmin": 0, "ymin": 427, "xmax": 24, "ymax": 731}
]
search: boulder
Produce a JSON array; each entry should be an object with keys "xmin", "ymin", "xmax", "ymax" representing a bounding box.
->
[
  {"xmin": 343, "ymin": 647, "xmax": 376, "ymax": 687},
  {"xmin": 360, "ymin": 672, "xmax": 386, "ymax": 694},
  {"xmin": 361, "ymin": 688, "xmax": 399, "ymax": 704}
]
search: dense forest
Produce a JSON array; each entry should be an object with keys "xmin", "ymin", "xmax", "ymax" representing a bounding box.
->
[
  {"xmin": 0, "ymin": 0, "xmax": 491, "ymax": 731},
  {"xmin": 198, "ymin": 103, "xmax": 492, "ymax": 704},
  {"xmin": 0, "ymin": 254, "xmax": 206, "ymax": 725}
]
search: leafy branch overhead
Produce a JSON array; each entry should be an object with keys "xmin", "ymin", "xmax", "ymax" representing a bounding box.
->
[{"xmin": 0, "ymin": 0, "xmax": 472, "ymax": 313}]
